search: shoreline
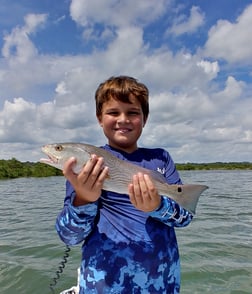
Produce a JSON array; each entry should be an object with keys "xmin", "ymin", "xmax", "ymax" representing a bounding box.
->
[{"xmin": 0, "ymin": 158, "xmax": 251, "ymax": 179}]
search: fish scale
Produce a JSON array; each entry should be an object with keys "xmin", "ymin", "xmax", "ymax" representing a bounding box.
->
[{"xmin": 40, "ymin": 143, "xmax": 208, "ymax": 214}]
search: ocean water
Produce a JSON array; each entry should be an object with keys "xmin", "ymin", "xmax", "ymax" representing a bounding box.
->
[{"xmin": 0, "ymin": 171, "xmax": 251, "ymax": 294}]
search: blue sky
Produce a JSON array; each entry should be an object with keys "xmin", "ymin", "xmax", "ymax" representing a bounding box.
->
[{"xmin": 0, "ymin": 0, "xmax": 252, "ymax": 163}]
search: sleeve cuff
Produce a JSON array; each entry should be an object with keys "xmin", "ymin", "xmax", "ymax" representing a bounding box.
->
[
  {"xmin": 68, "ymin": 191, "xmax": 98, "ymax": 216},
  {"xmin": 149, "ymin": 196, "xmax": 172, "ymax": 219}
]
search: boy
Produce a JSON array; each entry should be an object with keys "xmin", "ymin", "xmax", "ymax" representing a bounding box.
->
[{"xmin": 56, "ymin": 76, "xmax": 193, "ymax": 293}]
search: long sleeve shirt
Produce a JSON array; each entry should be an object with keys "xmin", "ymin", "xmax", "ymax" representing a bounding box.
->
[{"xmin": 56, "ymin": 145, "xmax": 193, "ymax": 294}]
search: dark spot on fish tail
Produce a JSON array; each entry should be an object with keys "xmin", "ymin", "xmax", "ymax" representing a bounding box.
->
[{"xmin": 177, "ymin": 186, "xmax": 182, "ymax": 193}]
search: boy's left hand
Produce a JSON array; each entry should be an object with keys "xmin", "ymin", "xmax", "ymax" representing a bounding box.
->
[{"xmin": 128, "ymin": 173, "xmax": 161, "ymax": 212}]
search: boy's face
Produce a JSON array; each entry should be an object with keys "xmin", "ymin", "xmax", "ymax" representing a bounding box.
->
[{"xmin": 97, "ymin": 97, "xmax": 146, "ymax": 153}]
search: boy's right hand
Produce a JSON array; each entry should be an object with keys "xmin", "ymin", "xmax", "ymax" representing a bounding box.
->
[{"xmin": 63, "ymin": 154, "xmax": 109, "ymax": 206}]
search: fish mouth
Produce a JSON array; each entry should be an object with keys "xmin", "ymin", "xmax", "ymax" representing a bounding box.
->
[
  {"xmin": 39, "ymin": 146, "xmax": 59, "ymax": 164},
  {"xmin": 40, "ymin": 154, "xmax": 59, "ymax": 164}
]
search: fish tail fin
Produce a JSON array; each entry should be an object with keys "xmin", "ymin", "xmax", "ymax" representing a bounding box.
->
[
  {"xmin": 160, "ymin": 184, "xmax": 208, "ymax": 214},
  {"xmin": 178, "ymin": 184, "xmax": 208, "ymax": 214}
]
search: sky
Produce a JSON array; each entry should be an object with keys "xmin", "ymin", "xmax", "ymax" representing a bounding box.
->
[{"xmin": 0, "ymin": 0, "xmax": 252, "ymax": 163}]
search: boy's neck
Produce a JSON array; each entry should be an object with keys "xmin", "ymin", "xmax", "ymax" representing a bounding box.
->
[{"xmin": 107, "ymin": 143, "xmax": 138, "ymax": 154}]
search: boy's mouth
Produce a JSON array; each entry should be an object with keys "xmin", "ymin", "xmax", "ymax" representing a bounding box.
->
[{"xmin": 115, "ymin": 128, "xmax": 132, "ymax": 133}]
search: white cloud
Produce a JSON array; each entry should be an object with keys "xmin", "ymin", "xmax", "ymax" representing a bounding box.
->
[
  {"xmin": 0, "ymin": 96, "xmax": 102, "ymax": 150},
  {"xmin": 23, "ymin": 13, "xmax": 47, "ymax": 32},
  {"xmin": 213, "ymin": 76, "xmax": 244, "ymax": 104},
  {"xmin": 70, "ymin": 0, "xmax": 168, "ymax": 41},
  {"xmin": 70, "ymin": 0, "xmax": 167, "ymax": 27},
  {"xmin": 0, "ymin": 3, "xmax": 251, "ymax": 163},
  {"xmin": 168, "ymin": 6, "xmax": 205, "ymax": 36},
  {"xmin": 2, "ymin": 13, "xmax": 47, "ymax": 63},
  {"xmin": 196, "ymin": 60, "xmax": 219, "ymax": 79},
  {"xmin": 241, "ymin": 130, "xmax": 252, "ymax": 143},
  {"xmin": 0, "ymin": 97, "xmax": 37, "ymax": 143},
  {"xmin": 204, "ymin": 4, "xmax": 252, "ymax": 64}
]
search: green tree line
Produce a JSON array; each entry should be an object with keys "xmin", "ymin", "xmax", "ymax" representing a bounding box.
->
[
  {"xmin": 0, "ymin": 158, "xmax": 62, "ymax": 179},
  {"xmin": 176, "ymin": 162, "xmax": 252, "ymax": 170},
  {"xmin": 0, "ymin": 158, "xmax": 251, "ymax": 179}
]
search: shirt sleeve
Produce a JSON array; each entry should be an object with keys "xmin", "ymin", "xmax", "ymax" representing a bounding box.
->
[
  {"xmin": 55, "ymin": 180, "xmax": 99, "ymax": 245},
  {"xmin": 149, "ymin": 196, "xmax": 193, "ymax": 227},
  {"xmin": 163, "ymin": 149, "xmax": 182, "ymax": 185}
]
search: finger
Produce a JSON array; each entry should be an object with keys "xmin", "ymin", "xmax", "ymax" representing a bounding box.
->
[
  {"xmin": 143, "ymin": 174, "xmax": 156, "ymax": 197},
  {"xmin": 93, "ymin": 166, "xmax": 109, "ymax": 189},
  {"xmin": 138, "ymin": 173, "xmax": 151, "ymax": 200},
  {"xmin": 78, "ymin": 154, "xmax": 99, "ymax": 182},
  {"xmin": 132, "ymin": 174, "xmax": 144, "ymax": 206},
  {"xmin": 143, "ymin": 174, "xmax": 161, "ymax": 210},
  {"xmin": 63, "ymin": 157, "xmax": 76, "ymax": 176},
  {"xmin": 128, "ymin": 183, "xmax": 136, "ymax": 206},
  {"xmin": 86, "ymin": 156, "xmax": 106, "ymax": 186},
  {"xmin": 91, "ymin": 156, "xmax": 105, "ymax": 176},
  {"xmin": 63, "ymin": 157, "xmax": 77, "ymax": 180}
]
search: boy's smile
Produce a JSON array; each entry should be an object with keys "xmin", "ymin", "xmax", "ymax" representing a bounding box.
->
[
  {"xmin": 116, "ymin": 128, "xmax": 132, "ymax": 133},
  {"xmin": 98, "ymin": 97, "xmax": 146, "ymax": 153}
]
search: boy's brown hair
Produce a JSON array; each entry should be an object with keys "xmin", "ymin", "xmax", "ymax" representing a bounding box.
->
[{"xmin": 95, "ymin": 76, "xmax": 149, "ymax": 122}]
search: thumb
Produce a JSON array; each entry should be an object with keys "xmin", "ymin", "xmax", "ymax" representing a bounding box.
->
[{"xmin": 63, "ymin": 157, "xmax": 77, "ymax": 181}]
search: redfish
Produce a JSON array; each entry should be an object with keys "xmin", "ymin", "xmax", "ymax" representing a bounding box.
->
[{"xmin": 40, "ymin": 143, "xmax": 208, "ymax": 214}]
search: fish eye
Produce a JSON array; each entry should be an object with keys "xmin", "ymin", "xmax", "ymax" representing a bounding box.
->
[
  {"xmin": 177, "ymin": 186, "xmax": 182, "ymax": 193},
  {"xmin": 55, "ymin": 144, "xmax": 63, "ymax": 151}
]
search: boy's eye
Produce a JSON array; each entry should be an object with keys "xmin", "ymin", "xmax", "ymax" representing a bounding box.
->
[
  {"xmin": 128, "ymin": 111, "xmax": 140, "ymax": 115},
  {"xmin": 105, "ymin": 110, "xmax": 141, "ymax": 116},
  {"xmin": 107, "ymin": 111, "xmax": 119, "ymax": 115}
]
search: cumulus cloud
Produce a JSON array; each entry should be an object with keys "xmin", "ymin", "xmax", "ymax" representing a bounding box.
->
[
  {"xmin": 70, "ymin": 0, "xmax": 168, "ymax": 43},
  {"xmin": 2, "ymin": 13, "xmax": 47, "ymax": 63},
  {"xmin": 0, "ymin": 96, "xmax": 102, "ymax": 147},
  {"xmin": 168, "ymin": 6, "xmax": 205, "ymax": 36},
  {"xmin": 0, "ymin": 98, "xmax": 37, "ymax": 143},
  {"xmin": 0, "ymin": 2, "xmax": 251, "ymax": 162},
  {"xmin": 213, "ymin": 76, "xmax": 244, "ymax": 104},
  {"xmin": 196, "ymin": 60, "xmax": 219, "ymax": 79},
  {"xmin": 204, "ymin": 4, "xmax": 252, "ymax": 64},
  {"xmin": 70, "ymin": 0, "xmax": 167, "ymax": 27}
]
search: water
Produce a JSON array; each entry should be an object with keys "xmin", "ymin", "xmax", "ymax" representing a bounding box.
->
[{"xmin": 0, "ymin": 171, "xmax": 251, "ymax": 294}]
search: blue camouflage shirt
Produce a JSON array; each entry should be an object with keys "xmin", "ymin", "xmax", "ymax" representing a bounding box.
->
[{"xmin": 56, "ymin": 145, "xmax": 193, "ymax": 294}]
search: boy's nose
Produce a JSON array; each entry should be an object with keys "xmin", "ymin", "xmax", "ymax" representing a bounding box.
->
[{"xmin": 118, "ymin": 113, "xmax": 130, "ymax": 123}]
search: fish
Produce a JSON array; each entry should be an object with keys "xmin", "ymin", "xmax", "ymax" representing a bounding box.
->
[{"xmin": 40, "ymin": 143, "xmax": 208, "ymax": 214}]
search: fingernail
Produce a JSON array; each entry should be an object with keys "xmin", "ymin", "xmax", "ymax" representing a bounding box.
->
[
  {"xmin": 90, "ymin": 154, "xmax": 96, "ymax": 161},
  {"xmin": 70, "ymin": 157, "xmax": 76, "ymax": 163}
]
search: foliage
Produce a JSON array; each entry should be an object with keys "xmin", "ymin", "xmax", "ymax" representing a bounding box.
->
[
  {"xmin": 0, "ymin": 158, "xmax": 251, "ymax": 179},
  {"xmin": 175, "ymin": 162, "xmax": 252, "ymax": 170},
  {"xmin": 0, "ymin": 158, "xmax": 62, "ymax": 179}
]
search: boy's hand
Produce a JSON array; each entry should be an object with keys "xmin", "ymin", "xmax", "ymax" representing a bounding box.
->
[
  {"xmin": 128, "ymin": 173, "xmax": 161, "ymax": 212},
  {"xmin": 63, "ymin": 154, "xmax": 109, "ymax": 206}
]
